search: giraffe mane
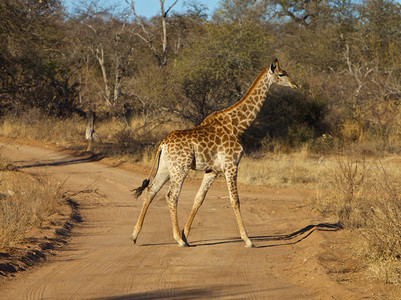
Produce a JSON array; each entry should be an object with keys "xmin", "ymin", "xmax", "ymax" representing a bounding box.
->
[
  {"xmin": 225, "ymin": 68, "xmax": 269, "ymax": 113},
  {"xmin": 201, "ymin": 68, "xmax": 269, "ymax": 126}
]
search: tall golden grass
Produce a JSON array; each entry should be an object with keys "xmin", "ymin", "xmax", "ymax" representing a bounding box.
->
[
  {"xmin": 0, "ymin": 169, "xmax": 62, "ymax": 249},
  {"xmin": 310, "ymin": 154, "xmax": 401, "ymax": 284},
  {"xmin": 238, "ymin": 147, "xmax": 334, "ymax": 188},
  {"xmin": 0, "ymin": 109, "xmax": 84, "ymax": 147}
]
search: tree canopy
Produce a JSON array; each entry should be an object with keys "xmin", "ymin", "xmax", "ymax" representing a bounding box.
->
[{"xmin": 1, "ymin": 0, "xmax": 401, "ymax": 152}]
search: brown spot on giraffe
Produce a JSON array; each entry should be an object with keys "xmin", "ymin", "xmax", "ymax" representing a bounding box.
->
[{"xmin": 131, "ymin": 59, "xmax": 297, "ymax": 247}]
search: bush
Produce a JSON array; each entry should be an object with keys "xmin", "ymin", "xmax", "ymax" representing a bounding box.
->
[
  {"xmin": 312, "ymin": 154, "xmax": 401, "ymax": 283},
  {"xmin": 242, "ymin": 87, "xmax": 327, "ymax": 153},
  {"xmin": 0, "ymin": 170, "xmax": 62, "ymax": 249}
]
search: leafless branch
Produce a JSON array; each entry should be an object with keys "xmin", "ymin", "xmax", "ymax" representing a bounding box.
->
[
  {"xmin": 127, "ymin": 0, "xmax": 179, "ymax": 67},
  {"xmin": 127, "ymin": 1, "xmax": 151, "ymax": 39},
  {"xmin": 163, "ymin": 0, "xmax": 179, "ymax": 17},
  {"xmin": 344, "ymin": 44, "xmax": 374, "ymax": 97}
]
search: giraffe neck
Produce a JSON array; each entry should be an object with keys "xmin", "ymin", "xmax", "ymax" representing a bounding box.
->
[{"xmin": 203, "ymin": 68, "xmax": 273, "ymax": 137}]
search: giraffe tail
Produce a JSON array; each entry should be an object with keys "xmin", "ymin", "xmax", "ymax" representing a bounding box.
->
[
  {"xmin": 131, "ymin": 145, "xmax": 162, "ymax": 199},
  {"xmin": 132, "ymin": 179, "xmax": 150, "ymax": 198}
]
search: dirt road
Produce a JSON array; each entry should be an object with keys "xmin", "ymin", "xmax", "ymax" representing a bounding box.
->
[{"xmin": 0, "ymin": 142, "xmax": 363, "ymax": 299}]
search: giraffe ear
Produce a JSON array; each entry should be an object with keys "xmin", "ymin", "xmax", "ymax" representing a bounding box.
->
[{"xmin": 270, "ymin": 58, "xmax": 279, "ymax": 72}]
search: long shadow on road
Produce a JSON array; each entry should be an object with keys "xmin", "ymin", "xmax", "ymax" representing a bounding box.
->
[
  {"xmin": 251, "ymin": 222, "xmax": 342, "ymax": 248},
  {"xmin": 14, "ymin": 153, "xmax": 104, "ymax": 169},
  {"xmin": 140, "ymin": 223, "xmax": 342, "ymax": 248}
]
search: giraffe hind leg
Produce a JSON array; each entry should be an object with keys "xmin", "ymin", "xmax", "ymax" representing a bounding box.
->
[{"xmin": 131, "ymin": 166, "xmax": 169, "ymax": 244}]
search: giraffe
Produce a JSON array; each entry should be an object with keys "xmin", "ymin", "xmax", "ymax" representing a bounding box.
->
[{"xmin": 131, "ymin": 59, "xmax": 298, "ymax": 247}]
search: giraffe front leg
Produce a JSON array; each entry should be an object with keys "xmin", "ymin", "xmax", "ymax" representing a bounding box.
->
[
  {"xmin": 225, "ymin": 168, "xmax": 254, "ymax": 248},
  {"xmin": 166, "ymin": 183, "xmax": 189, "ymax": 247},
  {"xmin": 183, "ymin": 171, "xmax": 217, "ymax": 243}
]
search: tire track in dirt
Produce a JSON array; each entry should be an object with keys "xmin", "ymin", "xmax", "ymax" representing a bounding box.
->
[{"xmin": 0, "ymin": 142, "xmax": 362, "ymax": 299}]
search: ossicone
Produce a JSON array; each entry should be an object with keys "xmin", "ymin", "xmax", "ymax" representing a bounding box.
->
[{"xmin": 270, "ymin": 58, "xmax": 279, "ymax": 72}]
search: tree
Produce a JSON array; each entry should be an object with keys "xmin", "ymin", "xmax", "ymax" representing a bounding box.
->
[
  {"xmin": 0, "ymin": 0, "xmax": 75, "ymax": 115},
  {"xmin": 67, "ymin": 6, "xmax": 137, "ymax": 111},
  {"xmin": 265, "ymin": 0, "xmax": 336, "ymax": 27},
  {"xmin": 173, "ymin": 20, "xmax": 273, "ymax": 125},
  {"xmin": 128, "ymin": 0, "xmax": 179, "ymax": 67},
  {"xmin": 214, "ymin": 0, "xmax": 270, "ymax": 22}
]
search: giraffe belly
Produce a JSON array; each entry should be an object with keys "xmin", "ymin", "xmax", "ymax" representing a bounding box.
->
[{"xmin": 193, "ymin": 152, "xmax": 222, "ymax": 172}]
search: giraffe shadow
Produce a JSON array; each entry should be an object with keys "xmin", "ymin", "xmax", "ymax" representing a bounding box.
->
[
  {"xmin": 189, "ymin": 222, "xmax": 342, "ymax": 248},
  {"xmin": 14, "ymin": 153, "xmax": 104, "ymax": 169}
]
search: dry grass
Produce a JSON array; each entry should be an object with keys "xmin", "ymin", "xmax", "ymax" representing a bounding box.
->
[
  {"xmin": 0, "ymin": 110, "xmax": 84, "ymax": 147},
  {"xmin": 238, "ymin": 147, "xmax": 335, "ymax": 189},
  {"xmin": 0, "ymin": 166, "xmax": 62, "ymax": 250},
  {"xmin": 310, "ymin": 154, "xmax": 401, "ymax": 284}
]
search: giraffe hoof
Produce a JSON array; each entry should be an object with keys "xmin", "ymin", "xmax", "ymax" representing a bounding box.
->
[
  {"xmin": 245, "ymin": 242, "xmax": 255, "ymax": 248},
  {"xmin": 181, "ymin": 230, "xmax": 189, "ymax": 244},
  {"xmin": 130, "ymin": 235, "xmax": 137, "ymax": 244},
  {"xmin": 178, "ymin": 240, "xmax": 190, "ymax": 247}
]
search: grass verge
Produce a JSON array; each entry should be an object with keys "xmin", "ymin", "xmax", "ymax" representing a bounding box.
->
[
  {"xmin": 310, "ymin": 154, "xmax": 401, "ymax": 284},
  {"xmin": 238, "ymin": 148, "xmax": 333, "ymax": 188},
  {"xmin": 0, "ymin": 162, "xmax": 62, "ymax": 250}
]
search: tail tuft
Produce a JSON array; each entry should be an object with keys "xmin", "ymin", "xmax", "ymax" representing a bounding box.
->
[{"xmin": 131, "ymin": 179, "xmax": 150, "ymax": 199}]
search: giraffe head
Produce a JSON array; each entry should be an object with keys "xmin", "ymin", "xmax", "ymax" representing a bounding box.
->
[{"xmin": 269, "ymin": 59, "xmax": 298, "ymax": 89}]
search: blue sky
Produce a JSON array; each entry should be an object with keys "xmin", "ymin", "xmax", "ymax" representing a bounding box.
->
[
  {"xmin": 63, "ymin": 0, "xmax": 220, "ymax": 18},
  {"xmin": 131, "ymin": 0, "xmax": 219, "ymax": 17},
  {"xmin": 63, "ymin": 0, "xmax": 401, "ymax": 19}
]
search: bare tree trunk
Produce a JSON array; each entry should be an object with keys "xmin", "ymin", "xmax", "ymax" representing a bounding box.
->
[
  {"xmin": 160, "ymin": 0, "xmax": 168, "ymax": 66},
  {"xmin": 113, "ymin": 58, "xmax": 122, "ymax": 103},
  {"xmin": 86, "ymin": 109, "xmax": 96, "ymax": 151},
  {"xmin": 128, "ymin": 0, "xmax": 178, "ymax": 67},
  {"xmin": 95, "ymin": 47, "xmax": 112, "ymax": 106}
]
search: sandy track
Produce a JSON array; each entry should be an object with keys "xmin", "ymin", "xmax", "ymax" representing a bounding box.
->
[{"xmin": 0, "ymin": 142, "xmax": 359, "ymax": 299}]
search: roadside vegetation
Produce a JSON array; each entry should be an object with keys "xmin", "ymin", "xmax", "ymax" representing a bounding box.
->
[
  {"xmin": 1, "ymin": 0, "xmax": 401, "ymax": 285},
  {"xmin": 310, "ymin": 153, "xmax": 401, "ymax": 284},
  {"xmin": 0, "ymin": 156, "xmax": 63, "ymax": 250}
]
